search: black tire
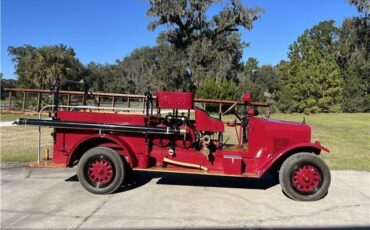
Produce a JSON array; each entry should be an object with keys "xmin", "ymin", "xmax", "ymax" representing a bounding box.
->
[
  {"xmin": 77, "ymin": 147, "xmax": 125, "ymax": 194},
  {"xmin": 279, "ymin": 152, "xmax": 331, "ymax": 201}
]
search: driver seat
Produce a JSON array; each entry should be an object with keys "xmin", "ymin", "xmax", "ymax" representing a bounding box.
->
[{"xmin": 195, "ymin": 108, "xmax": 224, "ymax": 132}]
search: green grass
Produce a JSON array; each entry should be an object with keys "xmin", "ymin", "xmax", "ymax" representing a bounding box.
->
[
  {"xmin": 1, "ymin": 112, "xmax": 369, "ymax": 171},
  {"xmin": 1, "ymin": 126, "xmax": 53, "ymax": 162},
  {"xmin": 0, "ymin": 113, "xmax": 44, "ymax": 121}
]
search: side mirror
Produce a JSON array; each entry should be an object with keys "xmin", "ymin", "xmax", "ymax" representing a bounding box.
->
[{"xmin": 242, "ymin": 92, "xmax": 252, "ymax": 104}]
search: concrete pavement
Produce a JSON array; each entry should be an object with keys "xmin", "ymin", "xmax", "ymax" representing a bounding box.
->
[
  {"xmin": 0, "ymin": 122, "xmax": 15, "ymax": 127},
  {"xmin": 1, "ymin": 164, "xmax": 369, "ymax": 229}
]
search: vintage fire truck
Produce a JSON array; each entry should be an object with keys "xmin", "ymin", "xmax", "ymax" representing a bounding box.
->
[{"xmin": 15, "ymin": 90, "xmax": 331, "ymax": 201}]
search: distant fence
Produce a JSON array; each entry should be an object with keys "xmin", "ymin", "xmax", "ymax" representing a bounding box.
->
[{"xmin": 1, "ymin": 88, "xmax": 270, "ymax": 118}]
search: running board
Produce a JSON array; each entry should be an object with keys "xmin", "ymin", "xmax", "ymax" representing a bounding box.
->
[{"xmin": 133, "ymin": 167, "xmax": 259, "ymax": 178}]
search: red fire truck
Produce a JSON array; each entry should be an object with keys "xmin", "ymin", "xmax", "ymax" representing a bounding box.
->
[{"xmin": 15, "ymin": 91, "xmax": 331, "ymax": 201}]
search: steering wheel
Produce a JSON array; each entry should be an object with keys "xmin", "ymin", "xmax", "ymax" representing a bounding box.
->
[{"xmin": 222, "ymin": 102, "xmax": 238, "ymax": 115}]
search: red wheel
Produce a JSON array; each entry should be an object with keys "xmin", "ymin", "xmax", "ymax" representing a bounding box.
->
[
  {"xmin": 291, "ymin": 164, "xmax": 322, "ymax": 195},
  {"xmin": 86, "ymin": 157, "xmax": 115, "ymax": 188},
  {"xmin": 279, "ymin": 152, "xmax": 330, "ymax": 201},
  {"xmin": 78, "ymin": 147, "xmax": 125, "ymax": 194}
]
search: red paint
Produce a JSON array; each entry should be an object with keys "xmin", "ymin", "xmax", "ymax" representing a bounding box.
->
[
  {"xmin": 57, "ymin": 110, "xmax": 145, "ymax": 125},
  {"xmin": 152, "ymin": 124, "xmax": 171, "ymax": 147},
  {"xmin": 223, "ymin": 155, "xmax": 243, "ymax": 175},
  {"xmin": 50, "ymin": 92, "xmax": 329, "ymax": 179},
  {"xmin": 242, "ymin": 92, "xmax": 252, "ymax": 104},
  {"xmin": 234, "ymin": 125, "xmax": 244, "ymax": 147},
  {"xmin": 175, "ymin": 125, "xmax": 195, "ymax": 148},
  {"xmin": 247, "ymin": 108, "xmax": 255, "ymax": 117},
  {"xmin": 156, "ymin": 91, "xmax": 193, "ymax": 109},
  {"xmin": 137, "ymin": 153, "xmax": 149, "ymax": 169},
  {"xmin": 195, "ymin": 108, "xmax": 224, "ymax": 132},
  {"xmin": 87, "ymin": 158, "xmax": 114, "ymax": 186},
  {"xmin": 57, "ymin": 130, "xmax": 138, "ymax": 168},
  {"xmin": 292, "ymin": 165, "xmax": 322, "ymax": 194}
]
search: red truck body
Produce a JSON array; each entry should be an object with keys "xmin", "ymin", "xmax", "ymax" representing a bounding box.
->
[
  {"xmin": 52, "ymin": 110, "xmax": 328, "ymax": 177},
  {"xmin": 52, "ymin": 92, "xmax": 328, "ymax": 178},
  {"xmin": 17, "ymin": 91, "xmax": 331, "ymax": 200}
]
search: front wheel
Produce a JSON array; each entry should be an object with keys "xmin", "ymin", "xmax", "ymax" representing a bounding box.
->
[
  {"xmin": 77, "ymin": 147, "xmax": 125, "ymax": 194},
  {"xmin": 279, "ymin": 152, "xmax": 331, "ymax": 201}
]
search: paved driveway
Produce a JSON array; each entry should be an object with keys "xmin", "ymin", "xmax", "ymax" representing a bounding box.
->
[
  {"xmin": 0, "ymin": 122, "xmax": 15, "ymax": 127},
  {"xmin": 1, "ymin": 164, "xmax": 369, "ymax": 229}
]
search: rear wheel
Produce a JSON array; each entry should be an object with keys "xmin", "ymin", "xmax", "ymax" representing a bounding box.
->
[
  {"xmin": 279, "ymin": 152, "xmax": 330, "ymax": 201},
  {"xmin": 77, "ymin": 147, "xmax": 125, "ymax": 194}
]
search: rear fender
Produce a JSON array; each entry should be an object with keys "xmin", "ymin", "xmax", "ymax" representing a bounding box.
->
[
  {"xmin": 66, "ymin": 134, "xmax": 137, "ymax": 168},
  {"xmin": 259, "ymin": 142, "xmax": 330, "ymax": 176}
]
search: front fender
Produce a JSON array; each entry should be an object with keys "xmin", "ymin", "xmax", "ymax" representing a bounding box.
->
[
  {"xmin": 258, "ymin": 142, "xmax": 330, "ymax": 177},
  {"xmin": 277, "ymin": 142, "xmax": 330, "ymax": 155}
]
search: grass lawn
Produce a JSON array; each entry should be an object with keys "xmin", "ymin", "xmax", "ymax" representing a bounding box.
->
[
  {"xmin": 1, "ymin": 113, "xmax": 52, "ymax": 162},
  {"xmin": 1, "ymin": 126, "xmax": 53, "ymax": 162},
  {"xmin": 1, "ymin": 112, "xmax": 45, "ymax": 121},
  {"xmin": 1, "ymin": 112, "xmax": 369, "ymax": 171}
]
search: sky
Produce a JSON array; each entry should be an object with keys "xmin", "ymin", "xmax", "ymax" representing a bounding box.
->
[{"xmin": 1, "ymin": 0, "xmax": 359, "ymax": 79}]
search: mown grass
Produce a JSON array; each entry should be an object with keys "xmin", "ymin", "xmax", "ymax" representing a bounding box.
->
[
  {"xmin": 0, "ymin": 112, "xmax": 43, "ymax": 121},
  {"xmin": 1, "ymin": 112, "xmax": 369, "ymax": 171},
  {"xmin": 1, "ymin": 126, "xmax": 53, "ymax": 162},
  {"xmin": 0, "ymin": 112, "xmax": 52, "ymax": 162}
]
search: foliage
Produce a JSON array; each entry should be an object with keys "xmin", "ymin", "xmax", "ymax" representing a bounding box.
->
[
  {"xmin": 147, "ymin": 0, "xmax": 262, "ymax": 88},
  {"xmin": 336, "ymin": 2, "xmax": 370, "ymax": 112},
  {"xmin": 196, "ymin": 76, "xmax": 240, "ymax": 101},
  {"xmin": 336, "ymin": 20, "xmax": 370, "ymax": 112},
  {"xmin": 238, "ymin": 58, "xmax": 280, "ymax": 102},
  {"xmin": 348, "ymin": 0, "xmax": 370, "ymax": 16},
  {"xmin": 86, "ymin": 45, "xmax": 191, "ymax": 94},
  {"xmin": 1, "ymin": 73, "xmax": 18, "ymax": 99},
  {"xmin": 8, "ymin": 44, "xmax": 84, "ymax": 89},
  {"xmin": 147, "ymin": 0, "xmax": 262, "ymax": 48},
  {"xmin": 86, "ymin": 62, "xmax": 131, "ymax": 94},
  {"xmin": 117, "ymin": 45, "xmax": 191, "ymax": 93},
  {"xmin": 277, "ymin": 21, "xmax": 343, "ymax": 114}
]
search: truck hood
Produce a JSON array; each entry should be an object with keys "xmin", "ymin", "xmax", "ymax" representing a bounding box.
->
[
  {"xmin": 250, "ymin": 117, "xmax": 312, "ymax": 145},
  {"xmin": 264, "ymin": 119, "xmax": 311, "ymax": 140}
]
